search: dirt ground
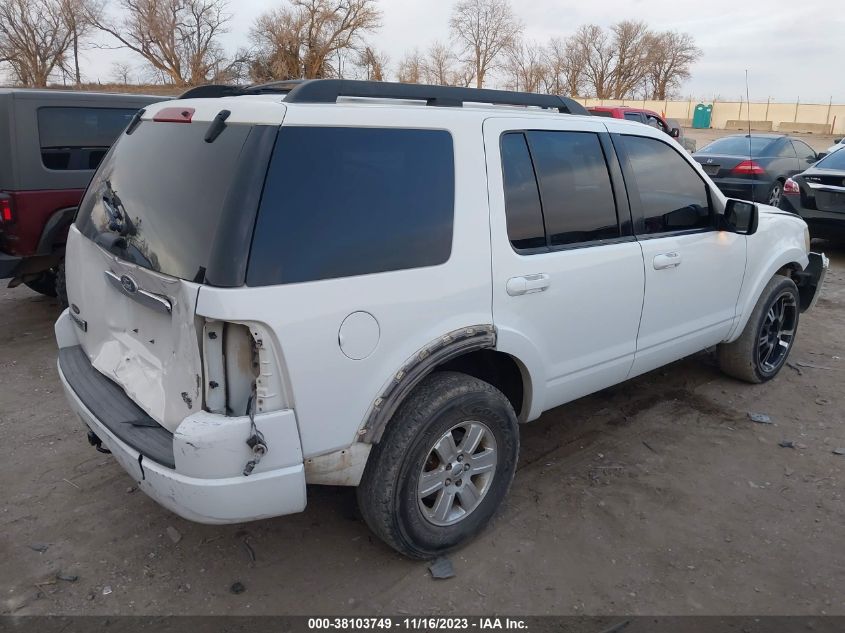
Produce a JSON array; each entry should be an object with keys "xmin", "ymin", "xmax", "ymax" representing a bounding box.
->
[{"xmin": 2, "ymin": 240, "xmax": 844, "ymax": 616}]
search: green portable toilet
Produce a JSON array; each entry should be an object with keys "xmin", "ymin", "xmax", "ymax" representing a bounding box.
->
[{"xmin": 692, "ymin": 103, "xmax": 713, "ymax": 129}]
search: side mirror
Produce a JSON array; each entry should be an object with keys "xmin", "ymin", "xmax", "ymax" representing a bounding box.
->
[
  {"xmin": 816, "ymin": 152, "xmax": 828, "ymax": 160},
  {"xmin": 835, "ymin": 138, "xmax": 842, "ymax": 144},
  {"xmin": 671, "ymin": 127, "xmax": 681, "ymax": 138},
  {"xmin": 721, "ymin": 199, "xmax": 758, "ymax": 235}
]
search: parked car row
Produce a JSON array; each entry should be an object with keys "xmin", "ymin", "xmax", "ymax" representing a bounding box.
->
[{"xmin": 685, "ymin": 132, "xmax": 845, "ymax": 240}]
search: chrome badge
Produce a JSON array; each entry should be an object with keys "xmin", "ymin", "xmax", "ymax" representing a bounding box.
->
[{"xmin": 120, "ymin": 274, "xmax": 138, "ymax": 294}]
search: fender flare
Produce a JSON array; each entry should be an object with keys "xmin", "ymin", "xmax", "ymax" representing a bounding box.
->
[
  {"xmin": 359, "ymin": 324, "xmax": 496, "ymax": 443},
  {"xmin": 36, "ymin": 206, "xmax": 77, "ymax": 255},
  {"xmin": 727, "ymin": 248, "xmax": 808, "ymax": 341}
]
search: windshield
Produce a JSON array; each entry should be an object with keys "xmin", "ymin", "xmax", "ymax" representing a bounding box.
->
[
  {"xmin": 698, "ymin": 136, "xmax": 776, "ymax": 156},
  {"xmin": 816, "ymin": 148, "xmax": 845, "ymax": 170},
  {"xmin": 75, "ymin": 120, "xmax": 253, "ymax": 282}
]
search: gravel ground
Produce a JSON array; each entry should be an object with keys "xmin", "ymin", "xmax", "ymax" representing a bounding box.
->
[{"xmin": 1, "ymin": 242, "xmax": 844, "ymax": 616}]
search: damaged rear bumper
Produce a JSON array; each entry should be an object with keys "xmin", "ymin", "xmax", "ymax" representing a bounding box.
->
[
  {"xmin": 796, "ymin": 252, "xmax": 828, "ymax": 312},
  {"xmin": 55, "ymin": 309, "xmax": 307, "ymax": 524}
]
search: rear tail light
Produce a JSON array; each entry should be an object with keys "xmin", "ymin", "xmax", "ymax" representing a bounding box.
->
[
  {"xmin": 731, "ymin": 160, "xmax": 766, "ymax": 175},
  {"xmin": 0, "ymin": 195, "xmax": 13, "ymax": 223},
  {"xmin": 783, "ymin": 178, "xmax": 800, "ymax": 195}
]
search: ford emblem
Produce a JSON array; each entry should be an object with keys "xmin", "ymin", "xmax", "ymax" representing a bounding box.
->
[{"xmin": 120, "ymin": 274, "xmax": 138, "ymax": 294}]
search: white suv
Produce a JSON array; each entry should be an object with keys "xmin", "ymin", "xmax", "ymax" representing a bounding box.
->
[{"xmin": 55, "ymin": 80, "xmax": 827, "ymax": 558}]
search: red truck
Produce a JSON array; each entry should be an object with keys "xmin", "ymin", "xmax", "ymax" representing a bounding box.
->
[
  {"xmin": 588, "ymin": 106, "xmax": 679, "ymax": 137},
  {"xmin": 0, "ymin": 89, "xmax": 162, "ymax": 305}
]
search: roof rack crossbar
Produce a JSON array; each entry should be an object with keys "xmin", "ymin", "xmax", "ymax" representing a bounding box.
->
[{"xmin": 178, "ymin": 79, "xmax": 589, "ymax": 115}]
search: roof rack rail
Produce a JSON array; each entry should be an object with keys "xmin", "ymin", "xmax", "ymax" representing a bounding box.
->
[
  {"xmin": 177, "ymin": 84, "xmax": 243, "ymax": 99},
  {"xmin": 177, "ymin": 80, "xmax": 306, "ymax": 100},
  {"xmin": 178, "ymin": 79, "xmax": 589, "ymax": 115},
  {"xmin": 283, "ymin": 79, "xmax": 588, "ymax": 114}
]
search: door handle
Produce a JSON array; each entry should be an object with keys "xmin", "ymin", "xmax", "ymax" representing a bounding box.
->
[
  {"xmin": 506, "ymin": 273, "xmax": 550, "ymax": 296},
  {"xmin": 653, "ymin": 252, "xmax": 682, "ymax": 270}
]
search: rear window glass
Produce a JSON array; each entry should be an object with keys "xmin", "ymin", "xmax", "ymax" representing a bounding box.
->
[
  {"xmin": 527, "ymin": 131, "xmax": 619, "ymax": 246},
  {"xmin": 76, "ymin": 120, "xmax": 253, "ymax": 282},
  {"xmin": 247, "ymin": 126, "xmax": 454, "ymax": 286},
  {"xmin": 698, "ymin": 136, "xmax": 776, "ymax": 156},
  {"xmin": 37, "ymin": 107, "xmax": 139, "ymax": 171},
  {"xmin": 501, "ymin": 132, "xmax": 545, "ymax": 250},
  {"xmin": 817, "ymin": 149, "xmax": 845, "ymax": 170}
]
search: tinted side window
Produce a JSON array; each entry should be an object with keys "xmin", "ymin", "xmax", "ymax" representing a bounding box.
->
[
  {"xmin": 247, "ymin": 127, "xmax": 454, "ymax": 286},
  {"xmin": 792, "ymin": 140, "xmax": 816, "ymax": 159},
  {"xmin": 37, "ymin": 107, "xmax": 138, "ymax": 171},
  {"xmin": 624, "ymin": 112, "xmax": 645, "ymax": 123},
  {"xmin": 501, "ymin": 133, "xmax": 545, "ymax": 250},
  {"xmin": 622, "ymin": 135, "xmax": 712, "ymax": 234},
  {"xmin": 778, "ymin": 142, "xmax": 797, "ymax": 158},
  {"xmin": 527, "ymin": 131, "xmax": 619, "ymax": 246}
]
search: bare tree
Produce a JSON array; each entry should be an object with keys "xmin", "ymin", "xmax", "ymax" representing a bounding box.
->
[
  {"xmin": 396, "ymin": 48, "xmax": 423, "ymax": 83},
  {"xmin": 110, "ymin": 60, "xmax": 133, "ymax": 84},
  {"xmin": 60, "ymin": 0, "xmax": 102, "ymax": 85},
  {"xmin": 543, "ymin": 36, "xmax": 585, "ymax": 96},
  {"xmin": 608, "ymin": 20, "xmax": 651, "ymax": 99},
  {"xmin": 357, "ymin": 45, "xmax": 387, "ymax": 81},
  {"xmin": 502, "ymin": 39, "xmax": 546, "ymax": 93},
  {"xmin": 249, "ymin": 0, "xmax": 381, "ymax": 82},
  {"xmin": 569, "ymin": 21, "xmax": 655, "ymax": 99},
  {"xmin": 568, "ymin": 24, "xmax": 612, "ymax": 98},
  {"xmin": 646, "ymin": 31, "xmax": 701, "ymax": 99},
  {"xmin": 0, "ymin": 0, "xmax": 75, "ymax": 86},
  {"xmin": 450, "ymin": 0, "xmax": 521, "ymax": 88},
  {"xmin": 90, "ymin": 0, "xmax": 232, "ymax": 86},
  {"xmin": 421, "ymin": 41, "xmax": 471, "ymax": 86}
]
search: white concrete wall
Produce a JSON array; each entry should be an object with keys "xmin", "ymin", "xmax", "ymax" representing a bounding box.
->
[{"xmin": 576, "ymin": 98, "xmax": 845, "ymax": 135}]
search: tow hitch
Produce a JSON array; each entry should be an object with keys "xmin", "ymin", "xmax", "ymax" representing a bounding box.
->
[{"xmin": 87, "ymin": 430, "xmax": 111, "ymax": 454}]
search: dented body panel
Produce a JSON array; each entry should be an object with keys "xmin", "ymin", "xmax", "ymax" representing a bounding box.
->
[
  {"xmin": 64, "ymin": 225, "xmax": 203, "ymax": 432},
  {"xmin": 56, "ymin": 307, "xmax": 307, "ymax": 522}
]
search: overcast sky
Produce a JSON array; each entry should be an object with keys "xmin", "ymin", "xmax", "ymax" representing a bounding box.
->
[{"xmin": 77, "ymin": 0, "xmax": 845, "ymax": 103}]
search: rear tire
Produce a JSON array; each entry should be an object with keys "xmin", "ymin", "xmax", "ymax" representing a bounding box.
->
[
  {"xmin": 766, "ymin": 180, "xmax": 784, "ymax": 207},
  {"xmin": 718, "ymin": 276, "xmax": 799, "ymax": 383},
  {"xmin": 24, "ymin": 269, "xmax": 58, "ymax": 298},
  {"xmin": 357, "ymin": 371, "xmax": 519, "ymax": 559}
]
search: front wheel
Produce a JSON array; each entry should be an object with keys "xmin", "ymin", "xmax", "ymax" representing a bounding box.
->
[
  {"xmin": 718, "ymin": 275, "xmax": 800, "ymax": 383},
  {"xmin": 357, "ymin": 371, "xmax": 519, "ymax": 559}
]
